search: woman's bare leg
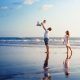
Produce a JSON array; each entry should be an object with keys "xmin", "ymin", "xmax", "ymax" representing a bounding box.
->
[
  {"xmin": 68, "ymin": 46, "xmax": 72, "ymax": 59},
  {"xmin": 66, "ymin": 46, "xmax": 69, "ymax": 59}
]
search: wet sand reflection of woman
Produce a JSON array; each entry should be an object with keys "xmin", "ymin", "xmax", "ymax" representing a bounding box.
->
[{"xmin": 63, "ymin": 57, "xmax": 71, "ymax": 78}]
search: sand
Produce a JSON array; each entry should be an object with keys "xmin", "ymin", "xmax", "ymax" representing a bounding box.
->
[{"xmin": 0, "ymin": 46, "xmax": 80, "ymax": 80}]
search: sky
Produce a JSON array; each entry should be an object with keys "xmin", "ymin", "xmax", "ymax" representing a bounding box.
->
[{"xmin": 0, "ymin": 0, "xmax": 80, "ymax": 37}]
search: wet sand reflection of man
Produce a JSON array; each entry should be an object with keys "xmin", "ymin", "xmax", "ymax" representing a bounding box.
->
[{"xmin": 42, "ymin": 53, "xmax": 51, "ymax": 80}]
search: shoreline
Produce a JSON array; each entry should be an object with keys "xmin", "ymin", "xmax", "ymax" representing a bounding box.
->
[{"xmin": 0, "ymin": 44, "xmax": 80, "ymax": 49}]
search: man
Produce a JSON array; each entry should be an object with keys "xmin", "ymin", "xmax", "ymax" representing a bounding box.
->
[{"xmin": 41, "ymin": 20, "xmax": 52, "ymax": 54}]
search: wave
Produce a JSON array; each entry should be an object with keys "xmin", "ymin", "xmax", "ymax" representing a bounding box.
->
[{"xmin": 0, "ymin": 37, "xmax": 80, "ymax": 47}]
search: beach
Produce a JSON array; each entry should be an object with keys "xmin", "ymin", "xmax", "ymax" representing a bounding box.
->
[
  {"xmin": 1, "ymin": 0, "xmax": 80, "ymax": 80},
  {"xmin": 0, "ymin": 46, "xmax": 80, "ymax": 80}
]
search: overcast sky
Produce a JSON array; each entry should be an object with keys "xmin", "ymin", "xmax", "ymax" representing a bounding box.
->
[{"xmin": 0, "ymin": 0, "xmax": 80, "ymax": 37}]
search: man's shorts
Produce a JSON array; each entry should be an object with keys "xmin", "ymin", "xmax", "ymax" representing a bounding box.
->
[{"xmin": 44, "ymin": 38, "xmax": 49, "ymax": 45}]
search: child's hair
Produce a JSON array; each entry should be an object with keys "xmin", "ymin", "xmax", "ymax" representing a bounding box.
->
[
  {"xmin": 47, "ymin": 27, "xmax": 52, "ymax": 31},
  {"xmin": 43, "ymin": 20, "xmax": 46, "ymax": 23},
  {"xmin": 66, "ymin": 30, "xmax": 69, "ymax": 36}
]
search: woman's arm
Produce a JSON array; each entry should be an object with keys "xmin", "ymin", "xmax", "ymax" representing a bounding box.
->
[{"xmin": 66, "ymin": 35, "xmax": 69, "ymax": 43}]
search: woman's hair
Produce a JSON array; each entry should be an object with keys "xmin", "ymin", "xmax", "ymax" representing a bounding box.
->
[{"xmin": 66, "ymin": 30, "xmax": 70, "ymax": 36}]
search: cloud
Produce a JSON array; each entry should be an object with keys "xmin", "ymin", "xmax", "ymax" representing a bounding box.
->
[
  {"xmin": 0, "ymin": 6, "xmax": 8, "ymax": 10},
  {"xmin": 23, "ymin": 0, "xmax": 38, "ymax": 5},
  {"xmin": 42, "ymin": 4, "xmax": 53, "ymax": 11}
]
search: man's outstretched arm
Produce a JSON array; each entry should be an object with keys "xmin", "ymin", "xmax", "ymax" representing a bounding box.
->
[{"xmin": 41, "ymin": 23, "xmax": 46, "ymax": 31}]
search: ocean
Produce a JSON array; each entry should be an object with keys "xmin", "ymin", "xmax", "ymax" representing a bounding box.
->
[
  {"xmin": 0, "ymin": 37, "xmax": 80, "ymax": 80},
  {"xmin": 0, "ymin": 37, "xmax": 80, "ymax": 47}
]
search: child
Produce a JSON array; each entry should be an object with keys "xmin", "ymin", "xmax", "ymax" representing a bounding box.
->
[
  {"xmin": 41, "ymin": 20, "xmax": 52, "ymax": 54},
  {"xmin": 36, "ymin": 21, "xmax": 41, "ymax": 26},
  {"xmin": 63, "ymin": 30, "xmax": 72, "ymax": 59}
]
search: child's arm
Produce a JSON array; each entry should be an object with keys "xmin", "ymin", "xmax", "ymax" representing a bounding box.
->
[{"xmin": 41, "ymin": 23, "xmax": 46, "ymax": 31}]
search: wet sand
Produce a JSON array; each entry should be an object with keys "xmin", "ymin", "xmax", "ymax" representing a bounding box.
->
[{"xmin": 0, "ymin": 46, "xmax": 80, "ymax": 80}]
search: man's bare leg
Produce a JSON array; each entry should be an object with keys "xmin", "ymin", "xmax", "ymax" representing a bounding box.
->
[{"xmin": 45, "ymin": 44, "xmax": 49, "ymax": 54}]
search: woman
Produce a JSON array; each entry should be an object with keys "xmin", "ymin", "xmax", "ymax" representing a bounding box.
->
[{"xmin": 63, "ymin": 30, "xmax": 72, "ymax": 59}]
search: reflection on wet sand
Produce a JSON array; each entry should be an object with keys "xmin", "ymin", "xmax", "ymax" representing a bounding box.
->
[
  {"xmin": 63, "ymin": 57, "xmax": 71, "ymax": 78},
  {"xmin": 42, "ymin": 53, "xmax": 51, "ymax": 80}
]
